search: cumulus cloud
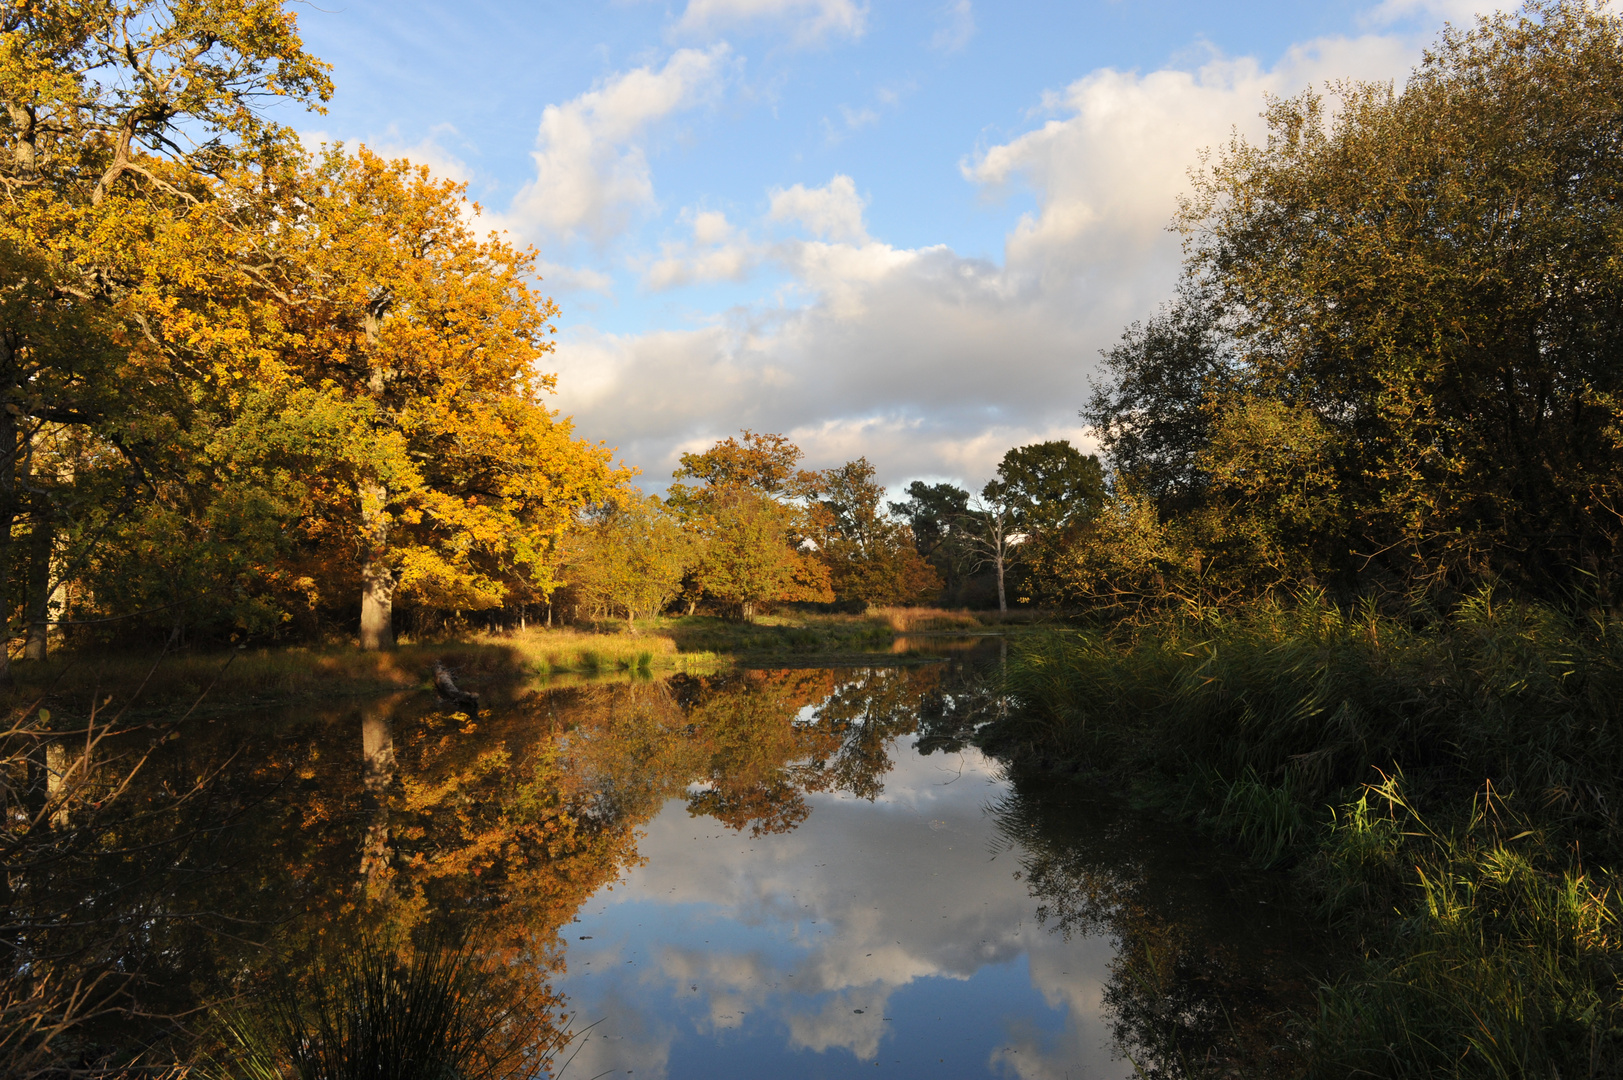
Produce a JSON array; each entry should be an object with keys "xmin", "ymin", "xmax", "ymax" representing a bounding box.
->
[
  {"xmin": 672, "ymin": 0, "xmax": 867, "ymax": 45},
  {"xmin": 1361, "ymin": 0, "xmax": 1515, "ymax": 27},
  {"xmin": 535, "ymin": 260, "xmax": 615, "ymax": 295},
  {"xmin": 508, "ymin": 46, "xmax": 731, "ymax": 246},
  {"xmin": 553, "ymin": 239, "xmax": 1097, "ymax": 488},
  {"xmin": 769, "ymin": 175, "xmax": 869, "ymax": 243},
  {"xmin": 644, "ymin": 209, "xmax": 764, "ymax": 290},
  {"xmin": 361, "ymin": 127, "xmax": 475, "ymax": 184},
  {"xmin": 552, "ymin": 31, "xmax": 1433, "ymax": 492},
  {"xmin": 964, "ymin": 34, "xmax": 1416, "ymax": 278}
]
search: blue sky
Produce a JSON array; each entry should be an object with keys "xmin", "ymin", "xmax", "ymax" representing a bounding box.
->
[{"xmin": 289, "ymin": 0, "xmax": 1497, "ymax": 492}]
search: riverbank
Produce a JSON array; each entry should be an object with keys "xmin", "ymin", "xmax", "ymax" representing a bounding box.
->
[
  {"xmin": 10, "ymin": 607, "xmax": 1017, "ymax": 709},
  {"xmin": 986, "ymin": 593, "xmax": 1623, "ymax": 1077}
]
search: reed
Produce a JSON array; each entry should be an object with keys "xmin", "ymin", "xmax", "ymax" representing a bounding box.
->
[
  {"xmin": 1000, "ymin": 591, "xmax": 1623, "ymax": 1073},
  {"xmin": 1302, "ymin": 775, "xmax": 1622, "ymax": 1077},
  {"xmin": 868, "ymin": 606, "xmax": 986, "ymax": 632},
  {"xmin": 210, "ymin": 934, "xmax": 567, "ymax": 1080}
]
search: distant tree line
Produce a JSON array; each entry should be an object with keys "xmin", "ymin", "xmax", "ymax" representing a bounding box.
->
[{"xmin": 556, "ymin": 431, "xmax": 1111, "ymax": 623}]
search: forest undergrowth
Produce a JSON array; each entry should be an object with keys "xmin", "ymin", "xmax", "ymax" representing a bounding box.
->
[{"xmin": 997, "ymin": 593, "xmax": 1623, "ymax": 1078}]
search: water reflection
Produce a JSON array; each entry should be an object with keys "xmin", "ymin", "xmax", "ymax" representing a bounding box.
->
[
  {"xmin": 548, "ymin": 657, "xmax": 1324, "ymax": 1079},
  {"xmin": 989, "ymin": 779, "xmax": 1324, "ymax": 1079},
  {"xmin": 3, "ymin": 649, "xmax": 1327, "ymax": 1077}
]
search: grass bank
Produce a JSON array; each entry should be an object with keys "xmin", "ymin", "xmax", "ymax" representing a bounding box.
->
[
  {"xmin": 11, "ymin": 629, "xmax": 721, "ymax": 709},
  {"xmin": 994, "ymin": 593, "xmax": 1623, "ymax": 1077},
  {"xmin": 15, "ymin": 607, "xmax": 1000, "ymax": 708}
]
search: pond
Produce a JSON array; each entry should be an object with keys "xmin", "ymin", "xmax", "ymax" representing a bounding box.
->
[{"xmin": 7, "ymin": 639, "xmax": 1329, "ymax": 1078}]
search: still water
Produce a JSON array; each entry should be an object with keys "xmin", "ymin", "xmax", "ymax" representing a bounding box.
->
[
  {"xmin": 557, "ymin": 738, "xmax": 1121, "ymax": 1078},
  {"xmin": 537, "ymin": 645, "xmax": 1322, "ymax": 1079},
  {"xmin": 15, "ymin": 640, "xmax": 1326, "ymax": 1077}
]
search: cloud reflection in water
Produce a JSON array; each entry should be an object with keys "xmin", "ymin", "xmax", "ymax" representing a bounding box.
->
[{"xmin": 556, "ymin": 740, "xmax": 1126, "ymax": 1079}]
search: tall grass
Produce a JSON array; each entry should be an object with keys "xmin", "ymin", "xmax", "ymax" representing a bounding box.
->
[
  {"xmin": 1001, "ymin": 592, "xmax": 1623, "ymax": 1074},
  {"xmin": 1305, "ymin": 776, "xmax": 1622, "ymax": 1078},
  {"xmin": 211, "ymin": 934, "xmax": 567, "ymax": 1080},
  {"xmin": 869, "ymin": 606, "xmax": 987, "ymax": 632}
]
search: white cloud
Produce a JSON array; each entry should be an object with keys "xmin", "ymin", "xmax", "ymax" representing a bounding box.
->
[
  {"xmin": 769, "ymin": 175, "xmax": 870, "ymax": 243},
  {"xmin": 552, "ymin": 31, "xmax": 1434, "ymax": 491},
  {"xmin": 673, "ymin": 0, "xmax": 867, "ymax": 45},
  {"xmin": 644, "ymin": 210, "xmax": 764, "ymax": 290},
  {"xmin": 553, "ymin": 238, "xmax": 1098, "ymax": 488},
  {"xmin": 1360, "ymin": 0, "xmax": 1513, "ymax": 27},
  {"xmin": 364, "ymin": 127, "xmax": 475, "ymax": 185},
  {"xmin": 929, "ymin": 0, "xmax": 976, "ymax": 54},
  {"xmin": 964, "ymin": 34, "xmax": 1416, "ymax": 278},
  {"xmin": 839, "ymin": 104, "xmax": 879, "ymax": 131},
  {"xmin": 508, "ymin": 46, "xmax": 731, "ymax": 246},
  {"xmin": 536, "ymin": 260, "xmax": 615, "ymax": 295}
]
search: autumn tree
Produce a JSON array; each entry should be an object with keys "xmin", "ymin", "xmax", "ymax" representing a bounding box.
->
[
  {"xmin": 808, "ymin": 458, "xmax": 938, "ymax": 608},
  {"xmin": 0, "ymin": 0, "xmax": 332, "ymax": 668},
  {"xmin": 562, "ymin": 496, "xmax": 690, "ymax": 628},
  {"xmin": 688, "ymin": 491, "xmax": 831, "ymax": 619},
  {"xmin": 667, "ymin": 430, "xmax": 818, "ymax": 506},
  {"xmin": 671, "ymin": 432, "xmax": 831, "ymax": 619},
  {"xmin": 245, "ymin": 148, "xmax": 622, "ymax": 647}
]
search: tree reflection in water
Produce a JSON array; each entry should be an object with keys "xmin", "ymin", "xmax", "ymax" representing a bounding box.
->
[
  {"xmin": 988, "ymin": 775, "xmax": 1328, "ymax": 1079},
  {"xmin": 3, "ymin": 653, "xmax": 1331, "ymax": 1077},
  {"xmin": 0, "ymin": 664, "xmax": 953, "ymax": 1073}
]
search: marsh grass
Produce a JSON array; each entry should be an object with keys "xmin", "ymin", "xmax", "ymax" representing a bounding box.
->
[
  {"xmin": 210, "ymin": 934, "xmax": 569, "ymax": 1080},
  {"xmin": 17, "ymin": 608, "xmax": 990, "ymax": 709},
  {"xmin": 1304, "ymin": 776, "xmax": 1623, "ymax": 1077},
  {"xmin": 659, "ymin": 613, "xmax": 893, "ymax": 654},
  {"xmin": 869, "ymin": 606, "xmax": 987, "ymax": 632},
  {"xmin": 1001, "ymin": 591, "xmax": 1623, "ymax": 1074},
  {"xmin": 13, "ymin": 628, "xmax": 727, "ymax": 707}
]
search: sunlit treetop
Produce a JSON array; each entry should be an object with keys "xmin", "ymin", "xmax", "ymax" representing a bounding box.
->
[{"xmin": 1, "ymin": 0, "xmax": 332, "ymax": 202}]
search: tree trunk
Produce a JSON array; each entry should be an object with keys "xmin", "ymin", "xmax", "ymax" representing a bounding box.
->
[
  {"xmin": 24, "ymin": 516, "xmax": 52, "ymax": 661},
  {"xmin": 360, "ymin": 558, "xmax": 395, "ymax": 650},
  {"xmin": 995, "ymin": 550, "xmax": 1007, "ymax": 615},
  {"xmin": 0, "ymin": 402, "xmax": 18, "ymax": 685},
  {"xmin": 358, "ymin": 304, "xmax": 395, "ymax": 651},
  {"xmin": 359, "ymin": 698, "xmax": 399, "ymax": 895}
]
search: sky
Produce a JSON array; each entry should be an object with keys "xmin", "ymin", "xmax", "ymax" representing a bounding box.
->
[{"xmin": 287, "ymin": 0, "xmax": 1504, "ymax": 494}]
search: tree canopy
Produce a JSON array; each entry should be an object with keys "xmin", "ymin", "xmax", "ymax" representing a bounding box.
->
[
  {"xmin": 1074, "ymin": 0, "xmax": 1623, "ymax": 607},
  {"xmin": 0, "ymin": 0, "xmax": 623, "ymax": 651}
]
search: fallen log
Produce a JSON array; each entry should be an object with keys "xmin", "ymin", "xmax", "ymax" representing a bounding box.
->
[{"xmin": 432, "ymin": 662, "xmax": 480, "ymax": 715}]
